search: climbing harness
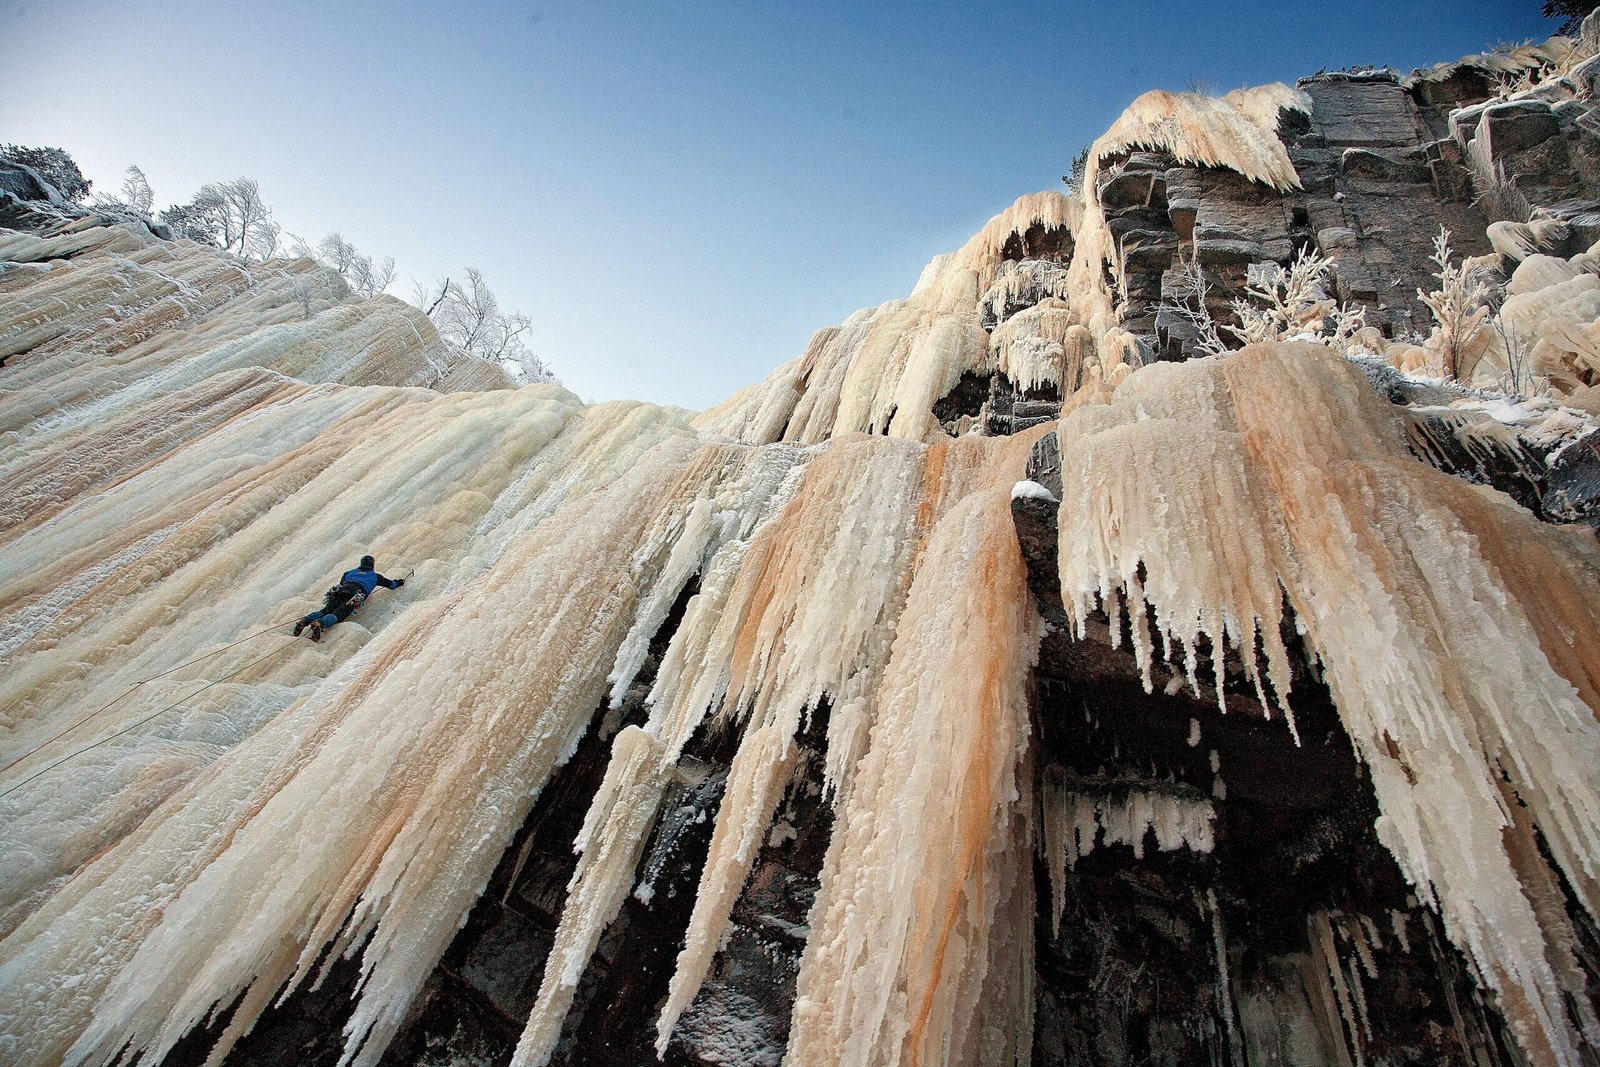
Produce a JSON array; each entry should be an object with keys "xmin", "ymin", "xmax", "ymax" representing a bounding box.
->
[{"xmin": 304, "ymin": 568, "xmax": 415, "ymax": 638}]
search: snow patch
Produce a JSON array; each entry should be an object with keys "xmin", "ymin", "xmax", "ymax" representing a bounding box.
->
[{"xmin": 1011, "ymin": 478, "xmax": 1059, "ymax": 503}]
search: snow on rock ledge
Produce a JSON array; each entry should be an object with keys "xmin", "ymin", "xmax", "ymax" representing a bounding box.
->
[{"xmin": 1011, "ymin": 478, "xmax": 1059, "ymax": 503}]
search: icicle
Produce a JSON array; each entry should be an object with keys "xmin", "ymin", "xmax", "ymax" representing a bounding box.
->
[
  {"xmin": 1058, "ymin": 343, "xmax": 1600, "ymax": 1066},
  {"xmin": 949, "ymin": 191, "xmax": 1080, "ymax": 291},
  {"xmin": 954, "ymin": 746, "xmax": 1036, "ymax": 1067},
  {"xmin": 1312, "ymin": 912, "xmax": 1368, "ymax": 1067},
  {"xmin": 1040, "ymin": 782, "xmax": 1215, "ymax": 876},
  {"xmin": 691, "ymin": 192, "xmax": 1078, "ymax": 448},
  {"xmin": 1389, "ymin": 911, "xmax": 1411, "ymax": 954},
  {"xmin": 1092, "ymin": 85, "xmax": 1309, "ymax": 193},
  {"xmin": 785, "ymin": 484, "xmax": 1040, "ymax": 1067},
  {"xmin": 979, "ymin": 260, "xmax": 1073, "ymax": 329},
  {"xmin": 511, "ymin": 727, "xmax": 672, "ymax": 1067},
  {"xmin": 1, "ymin": 382, "xmax": 598, "ymax": 941},
  {"xmin": 1405, "ymin": 37, "xmax": 1574, "ymax": 96},
  {"xmin": 1208, "ymin": 888, "xmax": 1242, "ymax": 1063},
  {"xmin": 1056, "ymin": 358, "xmax": 1299, "ymax": 725},
  {"xmin": 990, "ymin": 299, "xmax": 1080, "ymax": 393},
  {"xmin": 651, "ymin": 439, "xmax": 931, "ymax": 1054},
  {"xmin": 651, "ymin": 720, "xmax": 799, "ymax": 1057},
  {"xmin": 1037, "ymin": 765, "xmax": 1071, "ymax": 939},
  {"xmin": 606, "ymin": 496, "xmax": 718, "ymax": 707}
]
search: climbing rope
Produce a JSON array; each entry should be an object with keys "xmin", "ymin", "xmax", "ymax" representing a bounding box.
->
[
  {"xmin": 1, "ymin": 569, "xmax": 416, "ymax": 799},
  {"xmin": 0, "ymin": 635, "xmax": 301, "ymax": 802},
  {"xmin": 0, "ymin": 616, "xmax": 300, "ymax": 778}
]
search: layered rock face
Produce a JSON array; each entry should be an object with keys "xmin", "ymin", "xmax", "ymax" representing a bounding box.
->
[{"xmin": 5, "ymin": 25, "xmax": 1600, "ymax": 1067}]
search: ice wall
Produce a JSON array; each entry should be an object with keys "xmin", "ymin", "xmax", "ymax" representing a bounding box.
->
[{"xmin": 0, "ymin": 210, "xmax": 1056, "ymax": 1067}]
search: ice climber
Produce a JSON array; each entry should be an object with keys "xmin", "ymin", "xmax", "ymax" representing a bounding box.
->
[{"xmin": 293, "ymin": 554, "xmax": 405, "ymax": 641}]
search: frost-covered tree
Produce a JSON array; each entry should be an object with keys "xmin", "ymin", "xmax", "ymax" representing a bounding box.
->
[
  {"xmin": 159, "ymin": 178, "xmax": 279, "ymax": 260},
  {"xmin": 91, "ymin": 165, "xmax": 156, "ymax": 220},
  {"xmin": 292, "ymin": 231, "xmax": 397, "ymax": 298},
  {"xmin": 436, "ymin": 269, "xmax": 508, "ymax": 356},
  {"xmin": 120, "ymin": 165, "xmax": 154, "ymax": 216},
  {"xmin": 413, "ymin": 269, "xmax": 557, "ymax": 383},
  {"xmin": 158, "ymin": 200, "xmax": 217, "ymax": 245},
  {"xmin": 0, "ymin": 144, "xmax": 91, "ymax": 201}
]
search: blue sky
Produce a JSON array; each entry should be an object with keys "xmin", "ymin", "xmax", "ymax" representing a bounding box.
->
[{"xmin": 1, "ymin": 0, "xmax": 1553, "ymax": 408}]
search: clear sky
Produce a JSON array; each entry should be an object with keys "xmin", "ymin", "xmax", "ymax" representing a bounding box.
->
[{"xmin": 1, "ymin": 0, "xmax": 1554, "ymax": 408}]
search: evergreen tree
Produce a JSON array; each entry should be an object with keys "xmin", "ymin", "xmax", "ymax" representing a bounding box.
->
[
  {"xmin": 0, "ymin": 144, "xmax": 91, "ymax": 201},
  {"xmin": 1543, "ymin": 0, "xmax": 1591, "ymax": 36}
]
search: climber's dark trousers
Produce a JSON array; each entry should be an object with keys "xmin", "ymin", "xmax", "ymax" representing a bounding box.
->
[{"xmin": 298, "ymin": 584, "xmax": 366, "ymax": 631}]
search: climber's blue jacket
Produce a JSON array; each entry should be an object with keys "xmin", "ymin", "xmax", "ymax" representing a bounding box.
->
[{"xmin": 339, "ymin": 565, "xmax": 401, "ymax": 595}]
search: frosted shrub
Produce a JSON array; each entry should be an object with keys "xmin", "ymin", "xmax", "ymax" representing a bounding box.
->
[
  {"xmin": 1491, "ymin": 65, "xmax": 1550, "ymax": 99},
  {"xmin": 1160, "ymin": 246, "xmax": 1364, "ymax": 358},
  {"xmin": 290, "ymin": 274, "xmax": 318, "ymax": 320},
  {"xmin": 1161, "ymin": 250, "xmax": 1230, "ymax": 357},
  {"xmin": 1490, "ymin": 313, "xmax": 1548, "ymax": 398},
  {"xmin": 1418, "ymin": 227, "xmax": 1491, "ymax": 380},
  {"xmin": 1228, "ymin": 246, "xmax": 1363, "ymax": 348}
]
